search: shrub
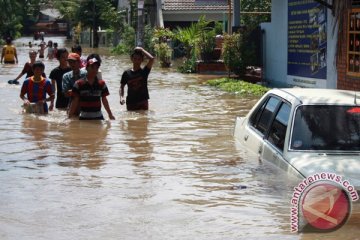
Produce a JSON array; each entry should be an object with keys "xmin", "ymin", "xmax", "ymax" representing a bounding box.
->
[
  {"xmin": 178, "ymin": 50, "xmax": 197, "ymax": 73},
  {"xmin": 198, "ymin": 29, "xmax": 216, "ymax": 63},
  {"xmin": 207, "ymin": 78, "xmax": 269, "ymax": 96},
  {"xmin": 111, "ymin": 24, "xmax": 135, "ymax": 55},
  {"xmin": 153, "ymin": 28, "xmax": 174, "ymax": 67},
  {"xmin": 223, "ymin": 33, "xmax": 244, "ymax": 75},
  {"xmin": 154, "ymin": 42, "xmax": 172, "ymax": 67}
]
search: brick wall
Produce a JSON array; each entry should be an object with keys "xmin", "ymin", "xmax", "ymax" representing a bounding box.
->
[
  {"xmin": 196, "ymin": 61, "xmax": 227, "ymax": 74},
  {"xmin": 337, "ymin": 12, "xmax": 360, "ymax": 90}
]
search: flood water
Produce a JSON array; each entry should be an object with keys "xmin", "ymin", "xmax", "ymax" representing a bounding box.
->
[{"xmin": 0, "ymin": 37, "xmax": 359, "ymax": 240}]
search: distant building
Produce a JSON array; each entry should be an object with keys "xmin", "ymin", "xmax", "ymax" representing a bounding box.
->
[
  {"xmin": 32, "ymin": 8, "xmax": 67, "ymax": 35},
  {"xmin": 117, "ymin": 0, "xmax": 232, "ymax": 29},
  {"xmin": 162, "ymin": 0, "xmax": 230, "ymax": 29},
  {"xmin": 261, "ymin": 0, "xmax": 360, "ymax": 90}
]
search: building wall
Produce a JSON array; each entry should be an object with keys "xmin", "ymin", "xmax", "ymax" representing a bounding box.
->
[
  {"xmin": 260, "ymin": 0, "xmax": 288, "ymax": 87},
  {"xmin": 261, "ymin": 0, "xmax": 338, "ymax": 89},
  {"xmin": 326, "ymin": 14, "xmax": 338, "ymax": 89},
  {"xmin": 118, "ymin": 0, "xmax": 130, "ymax": 9}
]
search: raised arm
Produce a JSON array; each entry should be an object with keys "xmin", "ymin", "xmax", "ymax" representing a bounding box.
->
[{"xmin": 135, "ymin": 46, "xmax": 154, "ymax": 69}]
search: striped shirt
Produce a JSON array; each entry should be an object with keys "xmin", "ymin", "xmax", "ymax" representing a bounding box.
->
[
  {"xmin": 72, "ymin": 78, "xmax": 109, "ymax": 120},
  {"xmin": 20, "ymin": 76, "xmax": 54, "ymax": 113}
]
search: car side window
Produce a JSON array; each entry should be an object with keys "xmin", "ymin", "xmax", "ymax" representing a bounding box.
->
[
  {"xmin": 251, "ymin": 96, "xmax": 280, "ymax": 135},
  {"xmin": 267, "ymin": 103, "xmax": 291, "ymax": 151}
]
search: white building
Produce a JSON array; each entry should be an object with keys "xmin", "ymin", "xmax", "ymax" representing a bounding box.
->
[{"xmin": 261, "ymin": 0, "xmax": 337, "ymax": 88}]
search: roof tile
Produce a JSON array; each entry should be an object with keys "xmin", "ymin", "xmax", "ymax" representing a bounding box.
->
[{"xmin": 163, "ymin": 0, "xmax": 230, "ymax": 11}]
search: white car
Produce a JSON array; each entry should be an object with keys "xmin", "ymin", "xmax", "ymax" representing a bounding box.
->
[{"xmin": 234, "ymin": 88, "xmax": 360, "ymax": 195}]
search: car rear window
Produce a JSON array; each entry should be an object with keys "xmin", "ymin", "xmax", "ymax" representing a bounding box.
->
[
  {"xmin": 252, "ymin": 97, "xmax": 280, "ymax": 134},
  {"xmin": 268, "ymin": 103, "xmax": 291, "ymax": 151},
  {"xmin": 290, "ymin": 105, "xmax": 360, "ymax": 151}
]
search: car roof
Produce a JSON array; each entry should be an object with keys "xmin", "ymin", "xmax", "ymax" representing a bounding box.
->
[{"xmin": 270, "ymin": 88, "xmax": 360, "ymax": 105}]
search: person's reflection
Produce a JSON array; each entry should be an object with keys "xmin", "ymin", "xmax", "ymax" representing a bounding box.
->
[
  {"xmin": 126, "ymin": 117, "xmax": 153, "ymax": 166},
  {"xmin": 21, "ymin": 115, "xmax": 51, "ymax": 163},
  {"xmin": 57, "ymin": 120, "xmax": 110, "ymax": 169}
]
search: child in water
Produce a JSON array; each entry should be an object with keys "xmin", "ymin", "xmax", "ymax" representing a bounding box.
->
[
  {"xmin": 47, "ymin": 40, "xmax": 54, "ymax": 60},
  {"xmin": 119, "ymin": 47, "xmax": 154, "ymax": 111},
  {"xmin": 20, "ymin": 61, "xmax": 54, "ymax": 114}
]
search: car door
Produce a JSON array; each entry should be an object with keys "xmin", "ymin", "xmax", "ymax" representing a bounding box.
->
[
  {"xmin": 261, "ymin": 101, "xmax": 293, "ymax": 172},
  {"xmin": 241, "ymin": 96, "xmax": 281, "ymax": 156}
]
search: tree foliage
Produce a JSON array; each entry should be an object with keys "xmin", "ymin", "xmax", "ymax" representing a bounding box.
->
[
  {"xmin": 111, "ymin": 24, "xmax": 136, "ymax": 55},
  {"xmin": 0, "ymin": 0, "xmax": 124, "ymax": 47},
  {"xmin": 240, "ymin": 0, "xmax": 271, "ymax": 29},
  {"xmin": 153, "ymin": 28, "xmax": 174, "ymax": 67},
  {"xmin": 0, "ymin": 0, "xmax": 48, "ymax": 39},
  {"xmin": 73, "ymin": 0, "xmax": 125, "ymax": 48},
  {"xmin": 223, "ymin": 33, "xmax": 243, "ymax": 75}
]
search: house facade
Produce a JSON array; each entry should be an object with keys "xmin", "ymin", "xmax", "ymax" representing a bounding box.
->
[
  {"xmin": 33, "ymin": 8, "xmax": 67, "ymax": 35},
  {"xmin": 117, "ymin": 0, "xmax": 231, "ymax": 29},
  {"xmin": 161, "ymin": 0, "xmax": 230, "ymax": 29},
  {"xmin": 261, "ymin": 0, "xmax": 360, "ymax": 90}
]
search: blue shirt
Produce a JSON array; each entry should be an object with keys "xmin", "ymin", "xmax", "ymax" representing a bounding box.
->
[{"xmin": 62, "ymin": 69, "xmax": 87, "ymax": 94}]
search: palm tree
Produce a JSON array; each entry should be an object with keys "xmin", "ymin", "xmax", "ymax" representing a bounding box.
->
[{"xmin": 174, "ymin": 23, "xmax": 201, "ymax": 59}]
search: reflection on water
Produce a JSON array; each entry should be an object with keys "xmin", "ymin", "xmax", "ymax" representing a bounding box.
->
[
  {"xmin": 57, "ymin": 121, "xmax": 110, "ymax": 169},
  {"xmin": 124, "ymin": 116, "xmax": 153, "ymax": 165},
  {"xmin": 0, "ymin": 37, "xmax": 359, "ymax": 240}
]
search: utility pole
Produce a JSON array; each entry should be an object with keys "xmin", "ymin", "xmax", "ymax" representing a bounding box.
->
[
  {"xmin": 137, "ymin": 0, "xmax": 145, "ymax": 47},
  {"xmin": 228, "ymin": 0, "xmax": 232, "ymax": 34},
  {"xmin": 234, "ymin": 0, "xmax": 240, "ymax": 28}
]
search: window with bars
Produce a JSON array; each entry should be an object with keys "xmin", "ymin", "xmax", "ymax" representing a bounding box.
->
[
  {"xmin": 353, "ymin": 0, "xmax": 360, "ymax": 7},
  {"xmin": 347, "ymin": 9, "xmax": 360, "ymax": 75}
]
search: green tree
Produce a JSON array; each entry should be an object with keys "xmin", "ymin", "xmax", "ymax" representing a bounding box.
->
[
  {"xmin": 0, "ymin": 0, "xmax": 35, "ymax": 38},
  {"xmin": 239, "ymin": 0, "xmax": 271, "ymax": 29},
  {"xmin": 51, "ymin": 0, "xmax": 81, "ymax": 39},
  {"xmin": 111, "ymin": 24, "xmax": 135, "ymax": 55},
  {"xmin": 74, "ymin": 0, "xmax": 120, "ymax": 48},
  {"xmin": 0, "ymin": 0, "xmax": 51, "ymax": 39},
  {"xmin": 0, "ymin": 0, "xmax": 21, "ymax": 38}
]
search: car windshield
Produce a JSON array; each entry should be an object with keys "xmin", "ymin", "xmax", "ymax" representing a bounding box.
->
[{"xmin": 290, "ymin": 105, "xmax": 360, "ymax": 151}]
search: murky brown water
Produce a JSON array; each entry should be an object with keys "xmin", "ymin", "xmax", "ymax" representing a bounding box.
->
[{"xmin": 0, "ymin": 37, "xmax": 359, "ymax": 240}]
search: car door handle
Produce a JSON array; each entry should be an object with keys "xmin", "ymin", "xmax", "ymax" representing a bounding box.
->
[{"xmin": 244, "ymin": 135, "xmax": 249, "ymax": 141}]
